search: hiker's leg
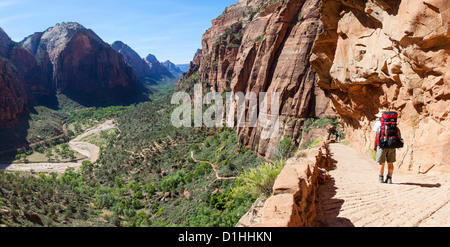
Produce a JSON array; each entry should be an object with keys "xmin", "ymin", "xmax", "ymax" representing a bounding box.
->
[
  {"xmin": 386, "ymin": 149, "xmax": 396, "ymax": 178},
  {"xmin": 376, "ymin": 146, "xmax": 386, "ymax": 182},
  {"xmin": 379, "ymin": 163, "xmax": 385, "ymax": 175},
  {"xmin": 387, "ymin": 163, "xmax": 394, "ymax": 176}
]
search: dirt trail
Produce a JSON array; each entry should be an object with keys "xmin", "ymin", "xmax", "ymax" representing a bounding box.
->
[
  {"xmin": 315, "ymin": 143, "xmax": 450, "ymax": 227},
  {"xmin": 190, "ymin": 151, "xmax": 236, "ymax": 180},
  {"xmin": 0, "ymin": 120, "xmax": 116, "ymax": 173}
]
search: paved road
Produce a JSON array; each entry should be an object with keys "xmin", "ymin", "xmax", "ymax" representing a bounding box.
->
[{"xmin": 315, "ymin": 143, "xmax": 450, "ymax": 227}]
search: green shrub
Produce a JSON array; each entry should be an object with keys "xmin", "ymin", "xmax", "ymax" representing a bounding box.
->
[
  {"xmin": 232, "ymin": 159, "xmax": 286, "ymax": 198},
  {"xmin": 274, "ymin": 136, "xmax": 294, "ymax": 159}
]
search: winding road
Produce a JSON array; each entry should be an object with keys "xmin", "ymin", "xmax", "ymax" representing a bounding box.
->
[
  {"xmin": 315, "ymin": 143, "xmax": 450, "ymax": 227},
  {"xmin": 0, "ymin": 120, "xmax": 116, "ymax": 173}
]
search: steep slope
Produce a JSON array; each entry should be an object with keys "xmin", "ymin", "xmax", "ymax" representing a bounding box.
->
[
  {"xmin": 0, "ymin": 57, "xmax": 27, "ymax": 128},
  {"xmin": 133, "ymin": 54, "xmax": 175, "ymax": 84},
  {"xmin": 0, "ymin": 27, "xmax": 53, "ymax": 104},
  {"xmin": 21, "ymin": 22, "xmax": 145, "ymax": 105},
  {"xmin": 111, "ymin": 41, "xmax": 154, "ymax": 81},
  {"xmin": 162, "ymin": 60, "xmax": 184, "ymax": 77},
  {"xmin": 310, "ymin": 0, "xmax": 449, "ymax": 173},
  {"xmin": 177, "ymin": 0, "xmax": 334, "ymax": 158}
]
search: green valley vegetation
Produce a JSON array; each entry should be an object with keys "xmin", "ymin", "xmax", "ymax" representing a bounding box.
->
[{"xmin": 1, "ymin": 77, "xmax": 288, "ymax": 227}]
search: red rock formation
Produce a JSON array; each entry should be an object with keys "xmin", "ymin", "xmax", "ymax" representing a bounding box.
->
[
  {"xmin": 177, "ymin": 0, "xmax": 334, "ymax": 158},
  {"xmin": 310, "ymin": 0, "xmax": 450, "ymax": 173},
  {"xmin": 1, "ymin": 28, "xmax": 53, "ymax": 103},
  {"xmin": 21, "ymin": 22, "xmax": 138, "ymax": 94},
  {"xmin": 55, "ymin": 29, "xmax": 135, "ymax": 93},
  {"xmin": 0, "ymin": 58, "xmax": 27, "ymax": 128}
]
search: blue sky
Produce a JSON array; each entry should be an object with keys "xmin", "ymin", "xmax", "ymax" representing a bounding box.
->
[{"xmin": 0, "ymin": 0, "xmax": 237, "ymax": 64}]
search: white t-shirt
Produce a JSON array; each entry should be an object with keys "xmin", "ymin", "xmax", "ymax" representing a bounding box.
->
[{"xmin": 372, "ymin": 120, "xmax": 381, "ymax": 133}]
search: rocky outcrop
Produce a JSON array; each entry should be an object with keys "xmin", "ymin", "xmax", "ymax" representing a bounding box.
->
[
  {"xmin": 237, "ymin": 141, "xmax": 332, "ymax": 227},
  {"xmin": 177, "ymin": 0, "xmax": 334, "ymax": 158},
  {"xmin": 310, "ymin": 0, "xmax": 449, "ymax": 173},
  {"xmin": 21, "ymin": 22, "xmax": 138, "ymax": 94},
  {"xmin": 0, "ymin": 58, "xmax": 27, "ymax": 128}
]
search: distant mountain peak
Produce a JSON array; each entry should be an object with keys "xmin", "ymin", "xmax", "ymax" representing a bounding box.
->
[{"xmin": 145, "ymin": 54, "xmax": 158, "ymax": 63}]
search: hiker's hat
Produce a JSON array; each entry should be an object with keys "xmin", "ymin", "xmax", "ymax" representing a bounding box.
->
[{"xmin": 375, "ymin": 110, "xmax": 386, "ymax": 118}]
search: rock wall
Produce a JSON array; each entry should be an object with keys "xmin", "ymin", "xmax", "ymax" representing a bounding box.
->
[
  {"xmin": 177, "ymin": 0, "xmax": 334, "ymax": 158},
  {"xmin": 1, "ymin": 27, "xmax": 53, "ymax": 104},
  {"xmin": 21, "ymin": 22, "xmax": 138, "ymax": 94},
  {"xmin": 55, "ymin": 29, "xmax": 136, "ymax": 93},
  {"xmin": 236, "ymin": 141, "xmax": 332, "ymax": 227},
  {"xmin": 0, "ymin": 58, "xmax": 27, "ymax": 128},
  {"xmin": 310, "ymin": 0, "xmax": 450, "ymax": 173}
]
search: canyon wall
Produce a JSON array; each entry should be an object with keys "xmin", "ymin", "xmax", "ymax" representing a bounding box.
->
[
  {"xmin": 21, "ymin": 22, "xmax": 138, "ymax": 94},
  {"xmin": 178, "ymin": 0, "xmax": 334, "ymax": 158},
  {"xmin": 0, "ymin": 58, "xmax": 27, "ymax": 128},
  {"xmin": 310, "ymin": 0, "xmax": 449, "ymax": 173}
]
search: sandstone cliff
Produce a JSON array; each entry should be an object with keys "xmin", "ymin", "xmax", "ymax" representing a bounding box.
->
[
  {"xmin": 0, "ymin": 28, "xmax": 53, "ymax": 104},
  {"xmin": 310, "ymin": 0, "xmax": 449, "ymax": 173},
  {"xmin": 0, "ymin": 58, "xmax": 27, "ymax": 128},
  {"xmin": 21, "ymin": 22, "xmax": 139, "ymax": 96},
  {"xmin": 177, "ymin": 0, "xmax": 334, "ymax": 158}
]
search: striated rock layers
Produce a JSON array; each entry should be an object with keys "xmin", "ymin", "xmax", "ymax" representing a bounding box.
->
[
  {"xmin": 21, "ymin": 22, "xmax": 138, "ymax": 94},
  {"xmin": 310, "ymin": 0, "xmax": 449, "ymax": 172},
  {"xmin": 177, "ymin": 0, "xmax": 334, "ymax": 158}
]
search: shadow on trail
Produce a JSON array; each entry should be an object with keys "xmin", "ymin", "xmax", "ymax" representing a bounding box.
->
[
  {"xmin": 315, "ymin": 154, "xmax": 355, "ymax": 227},
  {"xmin": 396, "ymin": 182, "xmax": 441, "ymax": 188}
]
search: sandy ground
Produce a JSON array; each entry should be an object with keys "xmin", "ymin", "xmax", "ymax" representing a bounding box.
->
[
  {"xmin": 315, "ymin": 143, "xmax": 450, "ymax": 227},
  {"xmin": 0, "ymin": 120, "xmax": 116, "ymax": 173}
]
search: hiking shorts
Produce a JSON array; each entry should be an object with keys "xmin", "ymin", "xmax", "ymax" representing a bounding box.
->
[{"xmin": 376, "ymin": 146, "xmax": 396, "ymax": 163}]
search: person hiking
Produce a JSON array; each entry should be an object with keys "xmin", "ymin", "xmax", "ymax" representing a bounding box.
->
[{"xmin": 372, "ymin": 110, "xmax": 403, "ymax": 184}]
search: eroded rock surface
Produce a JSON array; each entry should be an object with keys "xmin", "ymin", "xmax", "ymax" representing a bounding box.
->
[
  {"xmin": 311, "ymin": 0, "xmax": 450, "ymax": 173},
  {"xmin": 178, "ymin": 0, "xmax": 334, "ymax": 158}
]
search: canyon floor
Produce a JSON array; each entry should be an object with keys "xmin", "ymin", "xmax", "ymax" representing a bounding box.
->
[
  {"xmin": 316, "ymin": 143, "xmax": 450, "ymax": 227},
  {"xmin": 0, "ymin": 120, "xmax": 116, "ymax": 173}
]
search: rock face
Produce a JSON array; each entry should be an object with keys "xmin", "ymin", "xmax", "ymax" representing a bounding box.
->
[
  {"xmin": 177, "ymin": 0, "xmax": 334, "ymax": 158},
  {"xmin": 21, "ymin": 22, "xmax": 138, "ymax": 94},
  {"xmin": 0, "ymin": 58, "xmax": 27, "ymax": 128},
  {"xmin": 1, "ymin": 28, "xmax": 53, "ymax": 103},
  {"xmin": 310, "ymin": 0, "xmax": 449, "ymax": 173}
]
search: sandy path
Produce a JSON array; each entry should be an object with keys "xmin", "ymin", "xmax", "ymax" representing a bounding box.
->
[
  {"xmin": 0, "ymin": 120, "xmax": 116, "ymax": 173},
  {"xmin": 315, "ymin": 143, "xmax": 450, "ymax": 227}
]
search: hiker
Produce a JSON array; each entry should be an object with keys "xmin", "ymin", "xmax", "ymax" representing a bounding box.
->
[{"xmin": 372, "ymin": 110, "xmax": 403, "ymax": 184}]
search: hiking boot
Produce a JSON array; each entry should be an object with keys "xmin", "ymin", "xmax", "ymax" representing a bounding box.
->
[
  {"xmin": 379, "ymin": 175, "xmax": 384, "ymax": 183},
  {"xmin": 385, "ymin": 176, "xmax": 393, "ymax": 184}
]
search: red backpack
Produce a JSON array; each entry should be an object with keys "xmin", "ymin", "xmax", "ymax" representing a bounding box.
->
[{"xmin": 377, "ymin": 111, "xmax": 404, "ymax": 148}]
